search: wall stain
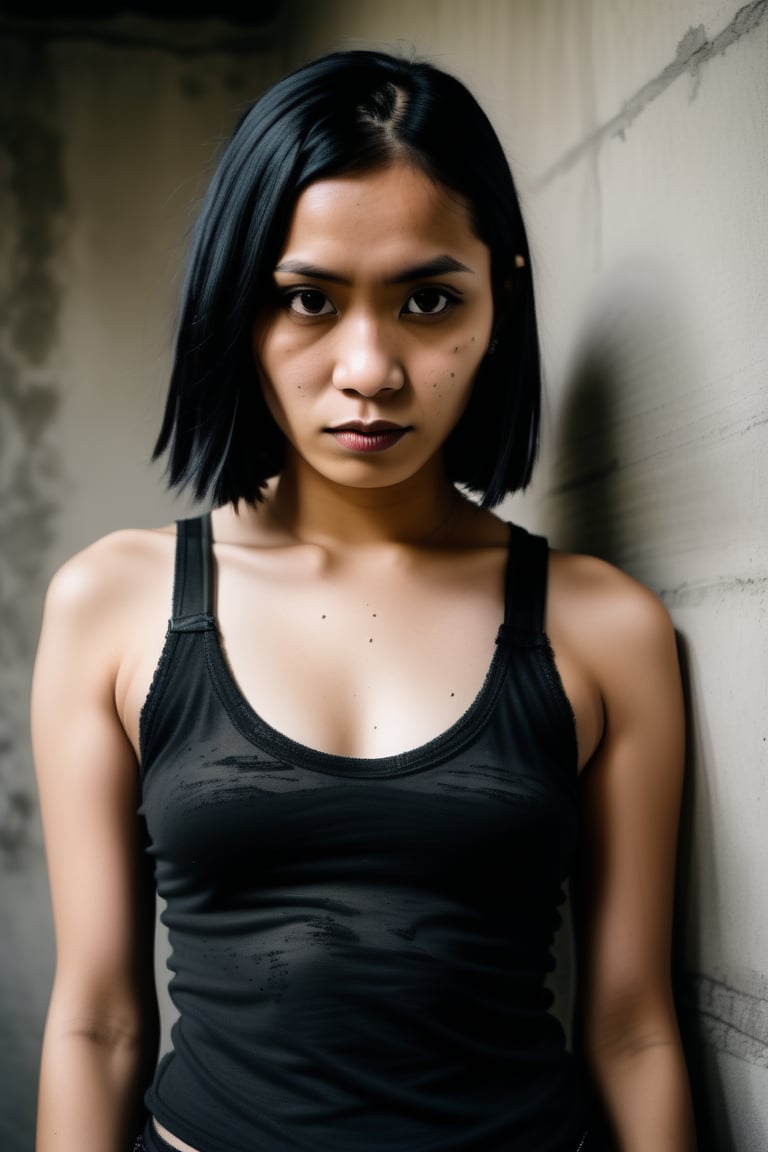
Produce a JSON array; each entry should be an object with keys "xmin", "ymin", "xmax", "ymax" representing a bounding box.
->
[
  {"xmin": 532, "ymin": 0, "xmax": 768, "ymax": 190},
  {"xmin": 0, "ymin": 40, "xmax": 67, "ymax": 864},
  {"xmin": 680, "ymin": 969, "xmax": 768, "ymax": 1068}
]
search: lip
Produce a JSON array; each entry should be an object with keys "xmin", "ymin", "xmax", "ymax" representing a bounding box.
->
[{"xmin": 325, "ymin": 420, "xmax": 410, "ymax": 453}]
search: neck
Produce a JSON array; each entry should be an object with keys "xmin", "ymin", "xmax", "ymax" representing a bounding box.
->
[{"xmin": 263, "ymin": 454, "xmax": 473, "ymax": 547}]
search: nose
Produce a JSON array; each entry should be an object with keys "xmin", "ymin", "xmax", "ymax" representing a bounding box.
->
[{"xmin": 331, "ymin": 314, "xmax": 404, "ymax": 397}]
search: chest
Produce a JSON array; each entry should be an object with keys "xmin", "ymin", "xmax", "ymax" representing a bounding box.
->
[
  {"xmin": 212, "ymin": 545, "xmax": 507, "ymax": 759},
  {"xmin": 143, "ymin": 660, "xmax": 579, "ymax": 909}
]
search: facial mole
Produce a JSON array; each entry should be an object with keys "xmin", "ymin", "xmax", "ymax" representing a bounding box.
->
[
  {"xmin": 450, "ymin": 372, "xmax": 455, "ymax": 378},
  {"xmin": 453, "ymin": 346, "xmax": 459, "ymax": 353}
]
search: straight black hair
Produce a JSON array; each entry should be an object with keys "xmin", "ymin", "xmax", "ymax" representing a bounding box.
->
[{"xmin": 154, "ymin": 49, "xmax": 541, "ymax": 508}]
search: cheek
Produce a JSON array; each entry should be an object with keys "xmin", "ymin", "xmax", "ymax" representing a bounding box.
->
[
  {"xmin": 252, "ymin": 341, "xmax": 290, "ymax": 435},
  {"xmin": 254, "ymin": 328, "xmax": 316, "ymax": 413},
  {"xmin": 427, "ymin": 337, "xmax": 487, "ymax": 396}
]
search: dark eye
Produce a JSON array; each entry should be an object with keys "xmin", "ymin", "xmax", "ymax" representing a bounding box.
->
[
  {"xmin": 402, "ymin": 288, "xmax": 457, "ymax": 316},
  {"xmin": 285, "ymin": 289, "xmax": 336, "ymax": 316}
]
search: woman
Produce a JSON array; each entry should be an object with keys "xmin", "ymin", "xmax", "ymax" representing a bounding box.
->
[{"xmin": 33, "ymin": 50, "xmax": 696, "ymax": 1151}]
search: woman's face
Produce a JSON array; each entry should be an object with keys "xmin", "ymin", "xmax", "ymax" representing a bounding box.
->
[{"xmin": 253, "ymin": 162, "xmax": 494, "ymax": 492}]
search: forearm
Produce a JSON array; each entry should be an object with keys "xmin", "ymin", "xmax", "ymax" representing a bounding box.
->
[
  {"xmin": 590, "ymin": 1036, "xmax": 696, "ymax": 1152},
  {"xmin": 37, "ymin": 1023, "xmax": 155, "ymax": 1152}
]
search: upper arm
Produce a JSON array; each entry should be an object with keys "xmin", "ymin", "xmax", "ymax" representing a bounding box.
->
[
  {"xmin": 32, "ymin": 548, "xmax": 158, "ymax": 1046},
  {"xmin": 567, "ymin": 563, "xmax": 686, "ymax": 1054}
]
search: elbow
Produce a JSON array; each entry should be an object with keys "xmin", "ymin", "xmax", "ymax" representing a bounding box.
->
[
  {"xmin": 579, "ymin": 982, "xmax": 681, "ymax": 1067},
  {"xmin": 44, "ymin": 987, "xmax": 159, "ymax": 1069},
  {"xmin": 61, "ymin": 1015, "xmax": 147, "ymax": 1055}
]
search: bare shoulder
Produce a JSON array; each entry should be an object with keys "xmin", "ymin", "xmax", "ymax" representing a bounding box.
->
[
  {"xmin": 544, "ymin": 549, "xmax": 684, "ymax": 785},
  {"xmin": 547, "ymin": 548, "xmax": 676, "ymax": 661},
  {"xmin": 38, "ymin": 525, "xmax": 177, "ymax": 698},
  {"xmin": 35, "ymin": 524, "xmax": 179, "ymax": 751},
  {"xmin": 43, "ymin": 524, "xmax": 176, "ymax": 627}
]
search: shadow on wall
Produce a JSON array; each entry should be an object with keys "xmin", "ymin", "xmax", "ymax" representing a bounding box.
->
[
  {"xmin": 545, "ymin": 262, "xmax": 729, "ymax": 1151},
  {"xmin": 674, "ymin": 633, "xmax": 734, "ymax": 1152},
  {"xmin": 544, "ymin": 259, "xmax": 697, "ymax": 570}
]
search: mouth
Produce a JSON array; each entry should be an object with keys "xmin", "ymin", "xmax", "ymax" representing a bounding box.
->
[{"xmin": 325, "ymin": 421, "xmax": 410, "ymax": 453}]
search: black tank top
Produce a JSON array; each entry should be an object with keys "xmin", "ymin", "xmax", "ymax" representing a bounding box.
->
[{"xmin": 139, "ymin": 514, "xmax": 591, "ymax": 1151}]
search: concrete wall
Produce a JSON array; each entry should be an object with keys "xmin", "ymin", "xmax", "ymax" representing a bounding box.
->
[{"xmin": 2, "ymin": 3, "xmax": 766, "ymax": 1149}]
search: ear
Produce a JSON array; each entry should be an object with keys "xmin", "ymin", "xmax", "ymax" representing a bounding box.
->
[{"xmin": 499, "ymin": 254, "xmax": 527, "ymax": 318}]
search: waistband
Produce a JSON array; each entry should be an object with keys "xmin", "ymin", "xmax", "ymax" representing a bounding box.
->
[
  {"xmin": 134, "ymin": 1118, "xmax": 605, "ymax": 1151},
  {"xmin": 135, "ymin": 1117, "xmax": 186, "ymax": 1152}
]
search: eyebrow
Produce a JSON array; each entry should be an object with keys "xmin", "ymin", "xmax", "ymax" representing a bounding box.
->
[{"xmin": 273, "ymin": 255, "xmax": 474, "ymax": 285}]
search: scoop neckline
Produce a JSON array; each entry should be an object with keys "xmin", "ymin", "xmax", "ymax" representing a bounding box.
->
[
  {"xmin": 204, "ymin": 623, "xmax": 512, "ymax": 779},
  {"xmin": 201, "ymin": 522, "xmax": 519, "ymax": 779}
]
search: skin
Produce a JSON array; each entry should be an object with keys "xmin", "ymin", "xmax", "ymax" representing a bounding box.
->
[{"xmin": 33, "ymin": 162, "xmax": 696, "ymax": 1151}]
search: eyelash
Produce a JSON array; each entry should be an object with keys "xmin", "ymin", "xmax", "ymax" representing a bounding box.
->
[{"xmin": 279, "ymin": 286, "xmax": 462, "ymax": 319}]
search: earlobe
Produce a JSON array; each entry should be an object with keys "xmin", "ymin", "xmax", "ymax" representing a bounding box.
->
[{"xmin": 494, "ymin": 253, "xmax": 527, "ymax": 326}]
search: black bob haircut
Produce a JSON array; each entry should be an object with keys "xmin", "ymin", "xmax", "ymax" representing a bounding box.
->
[{"xmin": 154, "ymin": 49, "xmax": 542, "ymax": 509}]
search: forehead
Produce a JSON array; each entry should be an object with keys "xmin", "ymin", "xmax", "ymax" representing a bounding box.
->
[{"xmin": 277, "ymin": 163, "xmax": 486, "ymax": 269}]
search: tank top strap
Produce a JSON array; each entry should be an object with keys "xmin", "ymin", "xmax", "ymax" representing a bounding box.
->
[
  {"xmin": 170, "ymin": 512, "xmax": 215, "ymax": 632},
  {"xmin": 497, "ymin": 523, "xmax": 549, "ymax": 644}
]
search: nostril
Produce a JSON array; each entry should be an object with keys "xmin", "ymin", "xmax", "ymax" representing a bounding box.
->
[{"xmin": 332, "ymin": 359, "xmax": 405, "ymax": 396}]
